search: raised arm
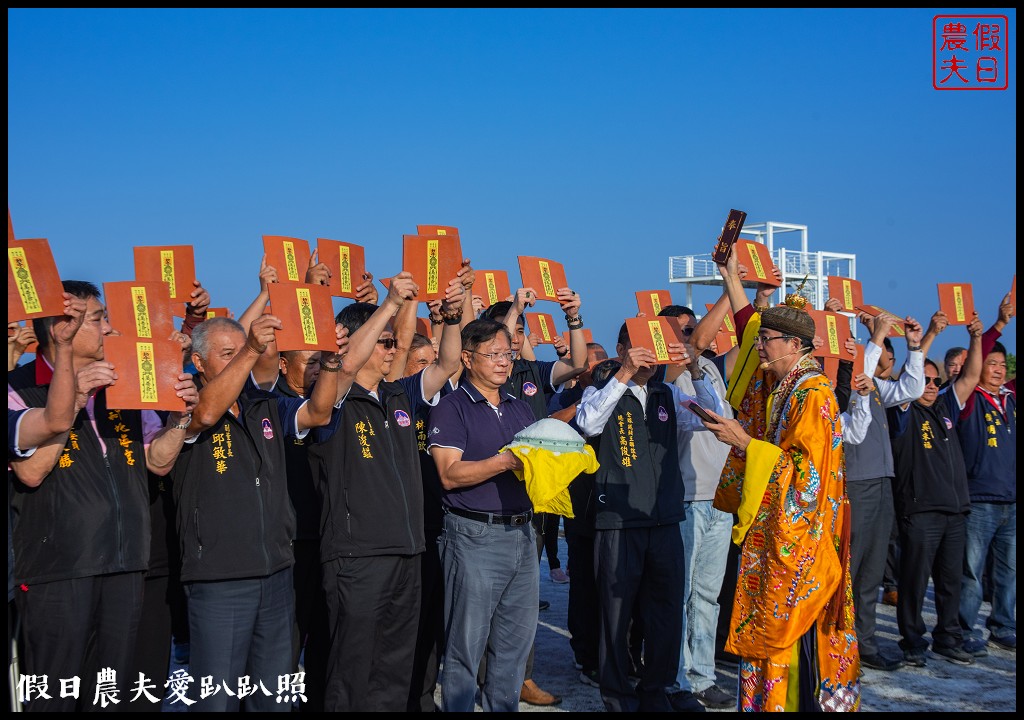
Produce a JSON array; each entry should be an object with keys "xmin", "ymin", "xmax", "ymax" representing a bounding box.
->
[
  {"xmin": 295, "ymin": 325, "xmax": 349, "ymax": 431},
  {"xmin": 952, "ymin": 314, "xmax": 985, "ymax": 406},
  {"xmin": 422, "ymin": 281, "xmax": 467, "ymax": 398},
  {"xmin": 553, "ymin": 287, "xmax": 587, "ymax": 385}
]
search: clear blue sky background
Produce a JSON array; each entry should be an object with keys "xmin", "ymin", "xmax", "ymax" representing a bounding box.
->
[{"xmin": 8, "ymin": 9, "xmax": 1017, "ymax": 369}]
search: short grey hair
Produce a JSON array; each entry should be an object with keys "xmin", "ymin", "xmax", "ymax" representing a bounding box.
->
[{"xmin": 191, "ymin": 317, "xmax": 245, "ymax": 363}]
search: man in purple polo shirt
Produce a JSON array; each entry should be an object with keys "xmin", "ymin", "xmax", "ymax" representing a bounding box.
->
[{"xmin": 428, "ymin": 318, "xmax": 538, "ymax": 712}]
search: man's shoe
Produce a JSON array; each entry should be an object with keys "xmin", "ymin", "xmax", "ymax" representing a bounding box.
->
[
  {"xmin": 578, "ymin": 669, "xmax": 599, "ymax": 688},
  {"xmin": 520, "ymin": 679, "xmax": 561, "ymax": 706},
  {"xmin": 902, "ymin": 648, "xmax": 927, "ymax": 667},
  {"xmin": 550, "ymin": 567, "xmax": 570, "ymax": 584},
  {"xmin": 963, "ymin": 638, "xmax": 989, "ymax": 657},
  {"xmin": 860, "ymin": 653, "xmax": 904, "ymax": 671},
  {"xmin": 989, "ymin": 633, "xmax": 1016, "ymax": 651},
  {"xmin": 933, "ymin": 645, "xmax": 974, "ymax": 665},
  {"xmin": 668, "ymin": 690, "xmax": 706, "ymax": 712},
  {"xmin": 538, "ymin": 599, "xmax": 550, "ymax": 611},
  {"xmin": 694, "ymin": 684, "xmax": 734, "ymax": 709},
  {"xmin": 882, "ymin": 589, "xmax": 898, "ymax": 606}
]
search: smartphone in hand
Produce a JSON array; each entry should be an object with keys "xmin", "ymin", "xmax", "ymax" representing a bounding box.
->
[{"xmin": 685, "ymin": 400, "xmax": 716, "ymax": 423}]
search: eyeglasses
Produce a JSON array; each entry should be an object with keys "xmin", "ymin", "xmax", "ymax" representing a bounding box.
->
[
  {"xmin": 754, "ymin": 334, "xmax": 794, "ymax": 347},
  {"xmin": 473, "ymin": 351, "xmax": 515, "ymax": 364},
  {"xmin": 924, "ymin": 376, "xmax": 942, "ymax": 387},
  {"xmin": 377, "ymin": 338, "xmax": 398, "ymax": 350}
]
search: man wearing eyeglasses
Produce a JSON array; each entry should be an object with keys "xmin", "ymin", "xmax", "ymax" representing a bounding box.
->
[
  {"xmin": 887, "ymin": 312, "xmax": 983, "ymax": 668},
  {"xmin": 307, "ymin": 272, "xmax": 465, "ymax": 711},
  {"xmin": 428, "ymin": 319, "xmax": 544, "ymax": 711}
]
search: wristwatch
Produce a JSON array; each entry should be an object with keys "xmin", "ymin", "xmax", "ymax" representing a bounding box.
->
[{"xmin": 171, "ymin": 414, "xmax": 193, "ymax": 430}]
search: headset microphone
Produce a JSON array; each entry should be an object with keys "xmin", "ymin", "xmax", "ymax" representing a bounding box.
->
[{"xmin": 759, "ymin": 351, "xmax": 798, "ymax": 371}]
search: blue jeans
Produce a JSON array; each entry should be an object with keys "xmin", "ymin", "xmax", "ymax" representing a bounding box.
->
[
  {"xmin": 186, "ymin": 567, "xmax": 295, "ymax": 712},
  {"xmin": 960, "ymin": 502, "xmax": 1016, "ymax": 641},
  {"xmin": 674, "ymin": 501, "xmax": 733, "ymax": 693},
  {"xmin": 439, "ymin": 511, "xmax": 538, "ymax": 712}
]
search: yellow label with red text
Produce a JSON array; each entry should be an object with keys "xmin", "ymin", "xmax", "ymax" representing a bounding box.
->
[{"xmin": 9, "ymin": 247, "xmax": 42, "ymax": 313}]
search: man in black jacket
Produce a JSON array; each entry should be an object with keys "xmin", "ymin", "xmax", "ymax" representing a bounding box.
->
[
  {"xmin": 172, "ymin": 310, "xmax": 347, "ymax": 711},
  {"xmin": 575, "ymin": 322, "xmax": 723, "ymax": 712}
]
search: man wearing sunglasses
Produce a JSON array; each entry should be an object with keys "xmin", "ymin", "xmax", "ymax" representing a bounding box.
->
[
  {"xmin": 307, "ymin": 272, "xmax": 465, "ymax": 711},
  {"xmin": 887, "ymin": 311, "xmax": 983, "ymax": 668}
]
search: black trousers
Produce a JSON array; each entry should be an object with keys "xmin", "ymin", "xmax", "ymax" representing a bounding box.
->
[
  {"xmin": 533, "ymin": 512, "xmax": 562, "ymax": 570},
  {"xmin": 596, "ymin": 525, "xmax": 684, "ymax": 713},
  {"xmin": 123, "ymin": 573, "xmax": 171, "ymax": 712},
  {"xmin": 16, "ymin": 572, "xmax": 144, "ymax": 712},
  {"xmin": 322, "ymin": 553, "xmax": 421, "ymax": 712},
  {"xmin": 408, "ymin": 534, "xmax": 445, "ymax": 712},
  {"xmin": 848, "ymin": 477, "xmax": 895, "ymax": 657},
  {"xmin": 292, "ymin": 539, "xmax": 328, "ymax": 712},
  {"xmin": 896, "ymin": 510, "xmax": 966, "ymax": 652},
  {"xmin": 566, "ymin": 531, "xmax": 599, "ymax": 673}
]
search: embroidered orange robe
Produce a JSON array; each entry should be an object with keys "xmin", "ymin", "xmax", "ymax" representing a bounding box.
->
[{"xmin": 715, "ymin": 316, "xmax": 860, "ymax": 712}]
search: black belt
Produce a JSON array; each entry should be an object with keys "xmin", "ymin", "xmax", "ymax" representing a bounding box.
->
[{"xmin": 445, "ymin": 506, "xmax": 533, "ymax": 527}]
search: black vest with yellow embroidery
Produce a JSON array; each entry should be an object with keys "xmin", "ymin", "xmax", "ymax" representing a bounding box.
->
[
  {"xmin": 9, "ymin": 361, "xmax": 151, "ymax": 585},
  {"xmin": 593, "ymin": 380, "xmax": 685, "ymax": 530},
  {"xmin": 309, "ymin": 381, "xmax": 425, "ymax": 561},
  {"xmin": 171, "ymin": 389, "xmax": 296, "ymax": 582}
]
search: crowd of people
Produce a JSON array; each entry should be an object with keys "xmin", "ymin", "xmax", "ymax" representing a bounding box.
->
[{"xmin": 7, "ymin": 247, "xmax": 1016, "ymax": 712}]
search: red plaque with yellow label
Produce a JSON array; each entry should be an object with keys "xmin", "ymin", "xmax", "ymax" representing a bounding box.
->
[
  {"xmin": 473, "ymin": 270, "xmax": 512, "ymax": 308},
  {"xmin": 635, "ymin": 290, "xmax": 673, "ymax": 318},
  {"xmin": 103, "ymin": 336, "xmax": 187, "ymax": 411},
  {"xmin": 133, "ymin": 245, "xmax": 197, "ymax": 315},
  {"xmin": 403, "ymin": 234, "xmax": 464, "ymax": 302},
  {"xmin": 517, "ymin": 256, "xmax": 569, "ymax": 303},
  {"xmin": 937, "ymin": 283, "xmax": 976, "ymax": 326},
  {"xmin": 624, "ymin": 317, "xmax": 684, "ymax": 365},
  {"xmin": 205, "ymin": 307, "xmax": 232, "ymax": 319},
  {"xmin": 8, "ymin": 238, "xmax": 66, "ymax": 322},
  {"xmin": 316, "ymin": 238, "xmax": 366, "ymax": 299},
  {"xmin": 562, "ymin": 329, "xmax": 594, "ymax": 346},
  {"xmin": 735, "ymin": 239, "xmax": 780, "ymax": 287},
  {"xmin": 525, "ymin": 312, "xmax": 558, "ymax": 345},
  {"xmin": 103, "ymin": 281, "xmax": 176, "ymax": 342},
  {"xmin": 262, "ymin": 236, "xmax": 311, "ymax": 284},
  {"xmin": 826, "ymin": 276, "xmax": 864, "ymax": 313},
  {"xmin": 267, "ymin": 283, "xmax": 339, "ymax": 352}
]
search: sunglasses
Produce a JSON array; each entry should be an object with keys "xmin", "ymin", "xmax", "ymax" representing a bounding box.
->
[
  {"xmin": 680, "ymin": 327, "xmax": 695, "ymax": 336},
  {"xmin": 377, "ymin": 337, "xmax": 398, "ymax": 350},
  {"xmin": 924, "ymin": 376, "xmax": 942, "ymax": 387}
]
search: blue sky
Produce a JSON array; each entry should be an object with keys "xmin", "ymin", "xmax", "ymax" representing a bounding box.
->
[{"xmin": 8, "ymin": 9, "xmax": 1017, "ymax": 367}]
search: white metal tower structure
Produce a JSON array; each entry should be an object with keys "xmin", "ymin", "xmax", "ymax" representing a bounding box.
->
[{"xmin": 668, "ymin": 220, "xmax": 857, "ymax": 312}]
